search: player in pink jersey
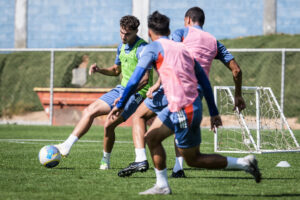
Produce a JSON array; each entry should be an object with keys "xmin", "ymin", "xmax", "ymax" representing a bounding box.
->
[
  {"xmin": 109, "ymin": 11, "xmax": 261, "ymax": 195},
  {"xmin": 169, "ymin": 6, "xmax": 246, "ymax": 177}
]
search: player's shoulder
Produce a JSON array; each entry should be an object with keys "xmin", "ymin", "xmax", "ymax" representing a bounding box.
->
[
  {"xmin": 117, "ymin": 43, "xmax": 123, "ymax": 52},
  {"xmin": 174, "ymin": 27, "xmax": 186, "ymax": 34},
  {"xmin": 200, "ymin": 28, "xmax": 217, "ymax": 40},
  {"xmin": 172, "ymin": 27, "xmax": 185, "ymax": 36}
]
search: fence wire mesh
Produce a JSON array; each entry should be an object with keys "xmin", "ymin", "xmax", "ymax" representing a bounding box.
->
[{"xmin": 0, "ymin": 48, "xmax": 299, "ymax": 127}]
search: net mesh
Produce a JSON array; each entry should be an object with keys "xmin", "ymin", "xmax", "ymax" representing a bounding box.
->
[{"xmin": 215, "ymin": 86, "xmax": 300, "ymax": 153}]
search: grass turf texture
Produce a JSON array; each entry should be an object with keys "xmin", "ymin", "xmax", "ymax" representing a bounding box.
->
[{"xmin": 1, "ymin": 125, "xmax": 300, "ymax": 199}]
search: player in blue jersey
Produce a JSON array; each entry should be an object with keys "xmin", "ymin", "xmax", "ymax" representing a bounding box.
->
[
  {"xmin": 118, "ymin": 7, "xmax": 246, "ymax": 178},
  {"xmin": 109, "ymin": 11, "xmax": 261, "ymax": 195},
  {"xmin": 54, "ymin": 15, "xmax": 153, "ymax": 170}
]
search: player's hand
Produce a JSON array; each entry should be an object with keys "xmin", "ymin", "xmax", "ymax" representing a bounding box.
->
[
  {"xmin": 146, "ymin": 87, "xmax": 155, "ymax": 98},
  {"xmin": 113, "ymin": 97, "xmax": 121, "ymax": 106},
  {"xmin": 210, "ymin": 115, "xmax": 222, "ymax": 133},
  {"xmin": 107, "ymin": 106, "xmax": 123, "ymax": 120},
  {"xmin": 89, "ymin": 63, "xmax": 99, "ymax": 75},
  {"xmin": 234, "ymin": 95, "xmax": 246, "ymax": 113}
]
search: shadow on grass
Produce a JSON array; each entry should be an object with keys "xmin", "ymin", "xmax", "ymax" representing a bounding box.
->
[
  {"xmin": 55, "ymin": 167, "xmax": 75, "ymax": 170},
  {"xmin": 212, "ymin": 193, "xmax": 300, "ymax": 198}
]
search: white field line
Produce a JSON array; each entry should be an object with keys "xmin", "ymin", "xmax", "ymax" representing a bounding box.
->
[
  {"xmin": 0, "ymin": 138, "xmax": 212, "ymax": 145},
  {"xmin": 0, "ymin": 139, "xmax": 132, "ymax": 144}
]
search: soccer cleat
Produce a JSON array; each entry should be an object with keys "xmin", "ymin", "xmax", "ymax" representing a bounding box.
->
[
  {"xmin": 99, "ymin": 160, "xmax": 110, "ymax": 170},
  {"xmin": 139, "ymin": 185, "xmax": 172, "ymax": 195},
  {"xmin": 171, "ymin": 170, "xmax": 186, "ymax": 178},
  {"xmin": 118, "ymin": 160, "xmax": 149, "ymax": 177},
  {"xmin": 54, "ymin": 144, "xmax": 69, "ymax": 157},
  {"xmin": 244, "ymin": 155, "xmax": 262, "ymax": 183}
]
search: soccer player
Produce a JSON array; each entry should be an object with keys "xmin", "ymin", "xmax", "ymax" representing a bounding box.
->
[
  {"xmin": 54, "ymin": 15, "xmax": 153, "ymax": 170},
  {"xmin": 108, "ymin": 11, "xmax": 261, "ymax": 195},
  {"xmin": 117, "ymin": 7, "xmax": 246, "ymax": 178}
]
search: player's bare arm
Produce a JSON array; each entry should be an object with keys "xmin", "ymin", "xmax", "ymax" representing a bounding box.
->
[
  {"xmin": 225, "ymin": 59, "xmax": 246, "ymax": 112},
  {"xmin": 146, "ymin": 77, "xmax": 161, "ymax": 98},
  {"xmin": 135, "ymin": 69, "xmax": 150, "ymax": 92},
  {"xmin": 89, "ymin": 63, "xmax": 121, "ymax": 76}
]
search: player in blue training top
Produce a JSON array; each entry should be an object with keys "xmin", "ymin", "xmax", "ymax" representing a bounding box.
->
[
  {"xmin": 54, "ymin": 15, "xmax": 153, "ymax": 170},
  {"xmin": 109, "ymin": 11, "xmax": 261, "ymax": 195}
]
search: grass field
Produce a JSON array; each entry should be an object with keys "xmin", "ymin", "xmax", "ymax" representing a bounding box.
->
[{"xmin": 1, "ymin": 125, "xmax": 300, "ymax": 200}]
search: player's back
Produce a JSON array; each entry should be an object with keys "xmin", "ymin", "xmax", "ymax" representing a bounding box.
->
[
  {"xmin": 182, "ymin": 26, "xmax": 217, "ymax": 77},
  {"xmin": 157, "ymin": 38, "xmax": 198, "ymax": 112}
]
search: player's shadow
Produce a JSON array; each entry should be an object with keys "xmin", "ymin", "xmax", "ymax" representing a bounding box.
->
[
  {"xmin": 194, "ymin": 193, "xmax": 300, "ymax": 198},
  {"xmin": 166, "ymin": 167, "xmax": 296, "ymax": 181},
  {"xmin": 55, "ymin": 167, "xmax": 75, "ymax": 170}
]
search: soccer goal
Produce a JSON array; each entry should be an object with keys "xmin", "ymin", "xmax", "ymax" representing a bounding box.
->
[{"xmin": 214, "ymin": 86, "xmax": 300, "ymax": 153}]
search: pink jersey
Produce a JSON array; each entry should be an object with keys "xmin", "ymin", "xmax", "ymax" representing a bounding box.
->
[
  {"xmin": 183, "ymin": 26, "xmax": 217, "ymax": 77},
  {"xmin": 157, "ymin": 38, "xmax": 198, "ymax": 112}
]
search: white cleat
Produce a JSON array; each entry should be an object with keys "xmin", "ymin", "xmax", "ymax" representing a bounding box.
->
[
  {"xmin": 139, "ymin": 185, "xmax": 172, "ymax": 195},
  {"xmin": 99, "ymin": 161, "xmax": 110, "ymax": 170},
  {"xmin": 244, "ymin": 155, "xmax": 262, "ymax": 183},
  {"xmin": 54, "ymin": 144, "xmax": 70, "ymax": 158}
]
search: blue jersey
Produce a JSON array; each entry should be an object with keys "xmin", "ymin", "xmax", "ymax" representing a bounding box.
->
[
  {"xmin": 116, "ymin": 36, "xmax": 218, "ymax": 117},
  {"xmin": 171, "ymin": 25, "xmax": 234, "ymax": 64}
]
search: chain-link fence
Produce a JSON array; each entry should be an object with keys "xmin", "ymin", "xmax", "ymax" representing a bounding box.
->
[{"xmin": 0, "ymin": 48, "xmax": 299, "ymax": 127}]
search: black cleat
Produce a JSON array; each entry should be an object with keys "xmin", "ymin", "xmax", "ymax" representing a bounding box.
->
[
  {"xmin": 244, "ymin": 155, "xmax": 262, "ymax": 183},
  {"xmin": 171, "ymin": 170, "xmax": 186, "ymax": 178},
  {"xmin": 118, "ymin": 160, "xmax": 149, "ymax": 177}
]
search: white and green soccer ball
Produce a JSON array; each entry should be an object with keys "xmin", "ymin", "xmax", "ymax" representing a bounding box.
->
[{"xmin": 38, "ymin": 145, "xmax": 61, "ymax": 168}]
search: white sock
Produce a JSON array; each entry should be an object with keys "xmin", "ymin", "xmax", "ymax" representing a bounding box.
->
[
  {"xmin": 62, "ymin": 134, "xmax": 78, "ymax": 150},
  {"xmin": 135, "ymin": 148, "xmax": 147, "ymax": 162},
  {"xmin": 102, "ymin": 151, "xmax": 111, "ymax": 163},
  {"xmin": 173, "ymin": 156, "xmax": 184, "ymax": 172},
  {"xmin": 154, "ymin": 168, "xmax": 169, "ymax": 188},
  {"xmin": 226, "ymin": 156, "xmax": 248, "ymax": 170}
]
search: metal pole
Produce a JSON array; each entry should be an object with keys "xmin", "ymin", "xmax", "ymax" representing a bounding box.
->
[
  {"xmin": 280, "ymin": 49, "xmax": 285, "ymax": 113},
  {"xmin": 49, "ymin": 50, "xmax": 54, "ymax": 126},
  {"xmin": 214, "ymin": 86, "xmax": 218, "ymax": 152},
  {"xmin": 256, "ymin": 88, "xmax": 260, "ymax": 151}
]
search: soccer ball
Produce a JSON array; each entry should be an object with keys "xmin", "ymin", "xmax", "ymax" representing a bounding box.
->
[{"xmin": 38, "ymin": 145, "xmax": 61, "ymax": 168}]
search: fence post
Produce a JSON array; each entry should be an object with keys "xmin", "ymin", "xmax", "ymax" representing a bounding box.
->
[
  {"xmin": 49, "ymin": 50, "xmax": 54, "ymax": 126},
  {"xmin": 280, "ymin": 49, "xmax": 286, "ymax": 113}
]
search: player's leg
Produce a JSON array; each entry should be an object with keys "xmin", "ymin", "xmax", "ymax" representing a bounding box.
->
[
  {"xmin": 177, "ymin": 146, "xmax": 261, "ymax": 183},
  {"xmin": 55, "ymin": 99, "xmax": 111, "ymax": 157},
  {"xmin": 176, "ymin": 96, "xmax": 261, "ymax": 183},
  {"xmin": 118, "ymin": 88, "xmax": 167, "ymax": 176},
  {"xmin": 100, "ymin": 90, "xmax": 144, "ymax": 170},
  {"xmin": 99, "ymin": 115, "xmax": 125, "ymax": 170},
  {"xmin": 171, "ymin": 143, "xmax": 186, "ymax": 178},
  {"xmin": 171, "ymin": 89, "xmax": 204, "ymax": 178},
  {"xmin": 118, "ymin": 102, "xmax": 156, "ymax": 176},
  {"xmin": 139, "ymin": 115, "xmax": 173, "ymax": 195}
]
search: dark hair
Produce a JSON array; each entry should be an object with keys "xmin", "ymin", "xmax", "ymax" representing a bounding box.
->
[
  {"xmin": 185, "ymin": 7, "xmax": 205, "ymax": 27},
  {"xmin": 148, "ymin": 11, "xmax": 170, "ymax": 36},
  {"xmin": 120, "ymin": 15, "xmax": 140, "ymax": 30}
]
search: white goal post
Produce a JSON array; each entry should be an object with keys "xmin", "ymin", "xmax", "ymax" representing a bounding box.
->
[{"xmin": 214, "ymin": 86, "xmax": 300, "ymax": 153}]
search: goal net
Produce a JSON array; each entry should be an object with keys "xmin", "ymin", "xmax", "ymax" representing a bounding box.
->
[{"xmin": 214, "ymin": 86, "xmax": 300, "ymax": 153}]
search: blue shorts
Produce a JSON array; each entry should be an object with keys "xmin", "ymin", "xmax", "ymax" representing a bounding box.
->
[
  {"xmin": 157, "ymin": 95, "xmax": 203, "ymax": 149},
  {"xmin": 144, "ymin": 87, "xmax": 168, "ymax": 114},
  {"xmin": 100, "ymin": 85, "xmax": 144, "ymax": 120}
]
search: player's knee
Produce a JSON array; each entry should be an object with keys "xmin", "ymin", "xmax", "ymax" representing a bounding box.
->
[
  {"xmin": 145, "ymin": 134, "xmax": 158, "ymax": 148},
  {"xmin": 82, "ymin": 107, "xmax": 93, "ymax": 118},
  {"xmin": 103, "ymin": 120, "xmax": 117, "ymax": 131}
]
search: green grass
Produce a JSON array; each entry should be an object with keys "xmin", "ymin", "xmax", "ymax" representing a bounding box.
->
[{"xmin": 1, "ymin": 125, "xmax": 300, "ymax": 199}]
